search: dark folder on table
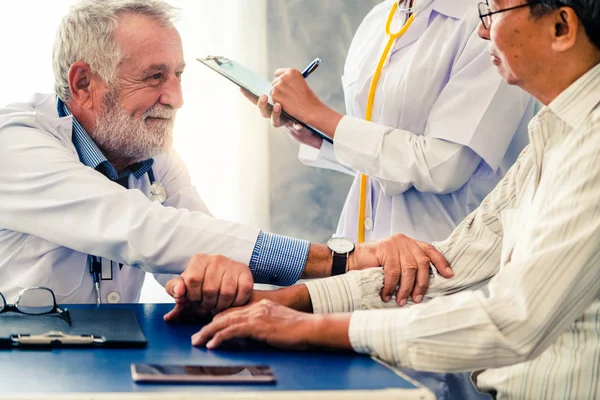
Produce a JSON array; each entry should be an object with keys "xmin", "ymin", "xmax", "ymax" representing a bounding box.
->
[
  {"xmin": 197, "ymin": 55, "xmax": 333, "ymax": 144},
  {"xmin": 0, "ymin": 309, "xmax": 146, "ymax": 349}
]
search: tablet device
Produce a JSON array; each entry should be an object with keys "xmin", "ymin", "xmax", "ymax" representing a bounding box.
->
[
  {"xmin": 131, "ymin": 363, "xmax": 276, "ymax": 384},
  {"xmin": 197, "ymin": 55, "xmax": 333, "ymax": 144}
]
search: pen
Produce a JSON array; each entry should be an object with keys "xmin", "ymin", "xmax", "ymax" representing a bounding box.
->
[{"xmin": 301, "ymin": 58, "xmax": 321, "ymax": 78}]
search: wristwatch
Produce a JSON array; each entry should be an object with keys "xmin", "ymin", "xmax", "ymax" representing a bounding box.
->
[{"xmin": 326, "ymin": 237, "xmax": 355, "ymax": 276}]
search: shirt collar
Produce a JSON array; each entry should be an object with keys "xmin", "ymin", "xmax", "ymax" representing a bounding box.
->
[
  {"xmin": 548, "ymin": 62, "xmax": 600, "ymax": 130},
  {"xmin": 56, "ymin": 98, "xmax": 154, "ymax": 181},
  {"xmin": 431, "ymin": 0, "xmax": 476, "ymax": 20}
]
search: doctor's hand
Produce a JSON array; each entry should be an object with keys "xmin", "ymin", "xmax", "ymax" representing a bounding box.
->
[
  {"xmin": 163, "ymin": 254, "xmax": 254, "ymax": 321},
  {"xmin": 240, "ymin": 89, "xmax": 323, "ymax": 149},
  {"xmin": 347, "ymin": 234, "xmax": 453, "ymax": 306}
]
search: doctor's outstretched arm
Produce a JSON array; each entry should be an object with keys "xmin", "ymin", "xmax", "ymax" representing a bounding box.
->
[{"xmin": 163, "ymin": 232, "xmax": 453, "ymax": 317}]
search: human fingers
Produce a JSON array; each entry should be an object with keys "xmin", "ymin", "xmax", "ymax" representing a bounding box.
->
[
  {"xmin": 379, "ymin": 241, "xmax": 402, "ymax": 302},
  {"xmin": 165, "ymin": 276, "xmax": 186, "ymax": 302},
  {"xmin": 213, "ymin": 270, "xmax": 238, "ymax": 313},
  {"xmin": 163, "ymin": 302, "xmax": 206, "ymax": 322},
  {"xmin": 271, "ymin": 103, "xmax": 284, "ymax": 127},
  {"xmin": 274, "ymin": 68, "xmax": 288, "ymax": 77},
  {"xmin": 257, "ymin": 94, "xmax": 271, "ymax": 118},
  {"xmin": 182, "ymin": 255, "xmax": 208, "ymax": 302},
  {"xmin": 204, "ymin": 325, "xmax": 250, "ymax": 349},
  {"xmin": 198, "ymin": 264, "xmax": 225, "ymax": 312},
  {"xmin": 192, "ymin": 309, "xmax": 245, "ymax": 346},
  {"xmin": 418, "ymin": 241, "xmax": 453, "ymax": 278},
  {"xmin": 163, "ymin": 304, "xmax": 183, "ymax": 321},
  {"xmin": 405, "ymin": 240, "xmax": 433, "ymax": 304},
  {"xmin": 395, "ymin": 239, "xmax": 418, "ymax": 306},
  {"xmin": 232, "ymin": 270, "xmax": 254, "ymax": 307},
  {"xmin": 240, "ymin": 88, "xmax": 259, "ymax": 105}
]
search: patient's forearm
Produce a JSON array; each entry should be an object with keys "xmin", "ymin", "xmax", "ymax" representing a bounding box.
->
[
  {"xmin": 252, "ymin": 284, "xmax": 313, "ymax": 313},
  {"xmin": 307, "ymin": 313, "xmax": 352, "ymax": 349}
]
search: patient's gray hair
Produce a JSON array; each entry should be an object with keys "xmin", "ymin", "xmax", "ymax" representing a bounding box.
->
[{"xmin": 52, "ymin": 0, "xmax": 178, "ymax": 102}]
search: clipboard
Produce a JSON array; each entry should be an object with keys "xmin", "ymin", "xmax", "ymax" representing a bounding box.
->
[
  {"xmin": 197, "ymin": 55, "xmax": 333, "ymax": 144},
  {"xmin": 0, "ymin": 309, "xmax": 146, "ymax": 349}
]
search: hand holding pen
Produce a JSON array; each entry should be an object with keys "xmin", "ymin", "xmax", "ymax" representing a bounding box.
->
[
  {"xmin": 269, "ymin": 58, "xmax": 326, "ymax": 121},
  {"xmin": 268, "ymin": 58, "xmax": 326, "ymax": 147},
  {"xmin": 240, "ymin": 57, "xmax": 326, "ymax": 148}
]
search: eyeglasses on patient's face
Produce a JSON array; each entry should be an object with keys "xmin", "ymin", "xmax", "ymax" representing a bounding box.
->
[
  {"xmin": 0, "ymin": 287, "xmax": 71, "ymax": 326},
  {"xmin": 478, "ymin": 1, "xmax": 542, "ymax": 30}
]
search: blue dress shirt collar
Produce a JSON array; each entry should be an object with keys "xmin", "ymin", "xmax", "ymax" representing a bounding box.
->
[{"xmin": 56, "ymin": 98, "xmax": 153, "ymax": 181}]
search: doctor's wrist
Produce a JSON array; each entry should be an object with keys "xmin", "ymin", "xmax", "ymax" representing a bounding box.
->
[{"xmin": 301, "ymin": 243, "xmax": 333, "ymax": 279}]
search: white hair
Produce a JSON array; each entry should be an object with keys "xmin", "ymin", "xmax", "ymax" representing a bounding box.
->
[{"xmin": 52, "ymin": 0, "xmax": 178, "ymax": 102}]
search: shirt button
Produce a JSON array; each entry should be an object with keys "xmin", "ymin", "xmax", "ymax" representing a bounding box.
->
[
  {"xmin": 364, "ymin": 217, "xmax": 373, "ymax": 231},
  {"xmin": 268, "ymin": 275, "xmax": 279, "ymax": 284},
  {"xmin": 107, "ymin": 292, "xmax": 121, "ymax": 304}
]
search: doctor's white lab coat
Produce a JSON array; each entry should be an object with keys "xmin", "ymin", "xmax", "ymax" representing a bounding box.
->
[{"xmin": 0, "ymin": 93, "xmax": 260, "ymax": 304}]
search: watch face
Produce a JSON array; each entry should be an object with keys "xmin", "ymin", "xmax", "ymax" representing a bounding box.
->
[{"xmin": 327, "ymin": 237, "xmax": 355, "ymax": 253}]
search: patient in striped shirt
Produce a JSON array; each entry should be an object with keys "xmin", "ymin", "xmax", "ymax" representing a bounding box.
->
[{"xmin": 194, "ymin": 1, "xmax": 600, "ymax": 398}]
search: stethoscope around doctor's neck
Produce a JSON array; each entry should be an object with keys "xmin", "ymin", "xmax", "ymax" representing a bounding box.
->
[
  {"xmin": 89, "ymin": 168, "xmax": 167, "ymax": 305},
  {"xmin": 356, "ymin": 0, "xmax": 432, "ymax": 243}
]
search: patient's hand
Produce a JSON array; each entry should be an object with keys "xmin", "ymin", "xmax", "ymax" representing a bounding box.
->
[{"xmin": 191, "ymin": 299, "xmax": 351, "ymax": 350}]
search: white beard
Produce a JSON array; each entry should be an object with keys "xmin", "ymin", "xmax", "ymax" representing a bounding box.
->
[{"xmin": 93, "ymin": 91, "xmax": 176, "ymax": 163}]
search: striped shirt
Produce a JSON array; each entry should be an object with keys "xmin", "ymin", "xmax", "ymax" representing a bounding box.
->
[{"xmin": 305, "ymin": 63, "xmax": 600, "ymax": 399}]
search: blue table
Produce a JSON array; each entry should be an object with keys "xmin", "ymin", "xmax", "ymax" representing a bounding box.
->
[{"xmin": 0, "ymin": 304, "xmax": 434, "ymax": 400}]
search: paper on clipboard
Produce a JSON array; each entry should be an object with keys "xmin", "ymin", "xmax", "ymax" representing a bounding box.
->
[{"xmin": 197, "ymin": 55, "xmax": 333, "ymax": 144}]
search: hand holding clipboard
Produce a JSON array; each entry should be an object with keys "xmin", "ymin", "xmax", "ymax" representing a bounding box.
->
[{"xmin": 197, "ymin": 56, "xmax": 333, "ymax": 144}]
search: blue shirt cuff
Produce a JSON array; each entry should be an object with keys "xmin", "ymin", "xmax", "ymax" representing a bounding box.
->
[{"xmin": 249, "ymin": 232, "xmax": 309, "ymax": 286}]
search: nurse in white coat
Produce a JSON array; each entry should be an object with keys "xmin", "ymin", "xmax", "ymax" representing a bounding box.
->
[
  {"xmin": 258, "ymin": 0, "xmax": 536, "ymax": 245},
  {"xmin": 251, "ymin": 1, "xmax": 534, "ymax": 399}
]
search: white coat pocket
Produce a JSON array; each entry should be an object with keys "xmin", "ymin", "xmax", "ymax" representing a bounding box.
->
[{"xmin": 2, "ymin": 236, "xmax": 86, "ymax": 299}]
